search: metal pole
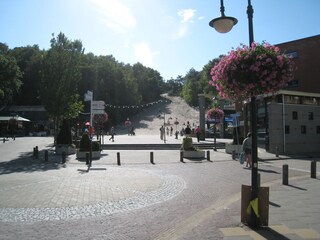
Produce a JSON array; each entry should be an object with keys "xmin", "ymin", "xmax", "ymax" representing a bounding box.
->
[
  {"xmin": 214, "ymin": 116, "xmax": 217, "ymax": 151},
  {"xmin": 247, "ymin": 0, "xmax": 259, "ymax": 228},
  {"xmin": 164, "ymin": 113, "xmax": 166, "ymax": 143}
]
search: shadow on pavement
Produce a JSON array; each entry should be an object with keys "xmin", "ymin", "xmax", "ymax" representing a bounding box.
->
[
  {"xmin": 254, "ymin": 227, "xmax": 292, "ymax": 240},
  {"xmin": 0, "ymin": 150, "xmax": 66, "ymax": 175},
  {"xmin": 287, "ymin": 184, "xmax": 308, "ymax": 191},
  {"xmin": 269, "ymin": 201, "xmax": 281, "ymax": 207},
  {"xmin": 258, "ymin": 168, "xmax": 280, "ymax": 174}
]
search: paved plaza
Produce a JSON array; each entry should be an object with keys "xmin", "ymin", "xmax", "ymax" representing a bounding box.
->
[{"xmin": 0, "ymin": 135, "xmax": 319, "ymax": 239}]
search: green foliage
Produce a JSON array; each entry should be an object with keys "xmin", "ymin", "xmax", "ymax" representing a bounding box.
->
[
  {"xmin": 79, "ymin": 133, "xmax": 101, "ymax": 152},
  {"xmin": 4, "ymin": 32, "xmax": 226, "ymax": 127},
  {"xmin": 0, "ymin": 43, "xmax": 23, "ymax": 105},
  {"xmin": 181, "ymin": 68, "xmax": 201, "ymax": 106},
  {"xmin": 79, "ymin": 133, "xmax": 90, "ymax": 151},
  {"xmin": 56, "ymin": 119, "xmax": 72, "ymax": 145},
  {"xmin": 165, "ymin": 76, "xmax": 184, "ymax": 96},
  {"xmin": 40, "ymin": 32, "xmax": 83, "ymax": 121},
  {"xmin": 11, "ymin": 45, "xmax": 43, "ymax": 105},
  {"xmin": 91, "ymin": 141, "xmax": 101, "ymax": 151},
  {"xmin": 132, "ymin": 63, "xmax": 163, "ymax": 103},
  {"xmin": 181, "ymin": 137, "xmax": 197, "ymax": 151}
]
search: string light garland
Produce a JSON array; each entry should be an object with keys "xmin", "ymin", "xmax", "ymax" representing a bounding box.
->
[{"xmin": 104, "ymin": 99, "xmax": 172, "ymax": 109}]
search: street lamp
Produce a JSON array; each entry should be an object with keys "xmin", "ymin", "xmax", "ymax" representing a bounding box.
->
[
  {"xmin": 209, "ymin": 0, "xmax": 238, "ymax": 33},
  {"xmin": 209, "ymin": 0, "xmax": 259, "ymax": 228}
]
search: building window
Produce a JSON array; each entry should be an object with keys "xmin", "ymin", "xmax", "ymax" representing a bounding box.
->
[
  {"xmin": 308, "ymin": 112, "xmax": 314, "ymax": 120},
  {"xmin": 292, "ymin": 111, "xmax": 298, "ymax": 120},
  {"xmin": 301, "ymin": 125, "xmax": 306, "ymax": 134},
  {"xmin": 317, "ymin": 126, "xmax": 320, "ymax": 134},
  {"xmin": 285, "ymin": 125, "xmax": 290, "ymax": 134},
  {"xmin": 285, "ymin": 51, "xmax": 298, "ymax": 59},
  {"xmin": 302, "ymin": 96, "xmax": 318, "ymax": 105}
]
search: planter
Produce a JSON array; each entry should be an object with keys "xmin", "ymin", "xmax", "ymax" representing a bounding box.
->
[
  {"xmin": 225, "ymin": 143, "xmax": 242, "ymax": 154},
  {"xmin": 183, "ymin": 150, "xmax": 205, "ymax": 159},
  {"xmin": 55, "ymin": 144, "xmax": 76, "ymax": 155},
  {"xmin": 76, "ymin": 149, "xmax": 101, "ymax": 159}
]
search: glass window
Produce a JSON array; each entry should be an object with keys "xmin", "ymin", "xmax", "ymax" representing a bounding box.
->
[
  {"xmin": 285, "ymin": 51, "xmax": 298, "ymax": 59},
  {"xmin": 302, "ymin": 97, "xmax": 318, "ymax": 105},
  {"xmin": 292, "ymin": 111, "xmax": 298, "ymax": 120},
  {"xmin": 285, "ymin": 95, "xmax": 300, "ymax": 104},
  {"xmin": 317, "ymin": 126, "xmax": 320, "ymax": 134},
  {"xmin": 285, "ymin": 125, "xmax": 290, "ymax": 134},
  {"xmin": 308, "ymin": 112, "xmax": 314, "ymax": 120},
  {"xmin": 301, "ymin": 125, "xmax": 306, "ymax": 134}
]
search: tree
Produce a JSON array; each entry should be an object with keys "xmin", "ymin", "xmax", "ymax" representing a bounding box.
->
[
  {"xmin": 0, "ymin": 43, "xmax": 22, "ymax": 106},
  {"xmin": 165, "ymin": 75, "xmax": 184, "ymax": 96},
  {"xmin": 132, "ymin": 63, "xmax": 163, "ymax": 103},
  {"xmin": 181, "ymin": 68, "xmax": 201, "ymax": 106},
  {"xmin": 11, "ymin": 45, "xmax": 43, "ymax": 105},
  {"xmin": 39, "ymin": 33, "xmax": 84, "ymax": 143}
]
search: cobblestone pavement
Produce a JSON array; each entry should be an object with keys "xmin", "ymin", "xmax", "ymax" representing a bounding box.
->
[{"xmin": 0, "ymin": 136, "xmax": 319, "ymax": 240}]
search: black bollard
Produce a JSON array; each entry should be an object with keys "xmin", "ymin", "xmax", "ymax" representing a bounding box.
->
[
  {"xmin": 44, "ymin": 150, "xmax": 48, "ymax": 162},
  {"xmin": 180, "ymin": 151, "xmax": 184, "ymax": 163},
  {"xmin": 117, "ymin": 152, "xmax": 121, "ymax": 166},
  {"xmin": 150, "ymin": 152, "xmax": 154, "ymax": 164},
  {"xmin": 33, "ymin": 147, "xmax": 36, "ymax": 158},
  {"xmin": 35, "ymin": 146, "xmax": 39, "ymax": 159},
  {"xmin": 207, "ymin": 150, "xmax": 210, "ymax": 161},
  {"xmin": 232, "ymin": 150, "xmax": 236, "ymax": 160},
  {"xmin": 3, "ymin": 138, "xmax": 5, "ymax": 143},
  {"xmin": 86, "ymin": 152, "xmax": 89, "ymax": 165},
  {"xmin": 283, "ymin": 164, "xmax": 289, "ymax": 185},
  {"xmin": 311, "ymin": 160, "xmax": 317, "ymax": 179},
  {"xmin": 62, "ymin": 151, "xmax": 66, "ymax": 164},
  {"xmin": 276, "ymin": 146, "xmax": 279, "ymax": 158}
]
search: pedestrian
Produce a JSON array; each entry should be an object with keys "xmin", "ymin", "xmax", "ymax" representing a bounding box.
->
[
  {"xmin": 166, "ymin": 127, "xmax": 169, "ymax": 136},
  {"xmin": 170, "ymin": 126, "xmax": 173, "ymax": 136},
  {"xmin": 185, "ymin": 124, "xmax": 191, "ymax": 137},
  {"xmin": 109, "ymin": 126, "xmax": 115, "ymax": 142},
  {"xmin": 242, "ymin": 132, "xmax": 252, "ymax": 168},
  {"xmin": 160, "ymin": 126, "xmax": 164, "ymax": 140},
  {"xmin": 195, "ymin": 126, "xmax": 201, "ymax": 142}
]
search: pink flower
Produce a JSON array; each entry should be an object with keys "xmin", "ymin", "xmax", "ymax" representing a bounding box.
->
[{"xmin": 210, "ymin": 42, "xmax": 295, "ymax": 101}]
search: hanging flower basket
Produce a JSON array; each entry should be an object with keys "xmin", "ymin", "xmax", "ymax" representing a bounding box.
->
[
  {"xmin": 209, "ymin": 42, "xmax": 295, "ymax": 101},
  {"xmin": 207, "ymin": 107, "xmax": 224, "ymax": 120}
]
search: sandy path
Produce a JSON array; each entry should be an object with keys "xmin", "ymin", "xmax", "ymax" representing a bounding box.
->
[{"xmin": 116, "ymin": 95, "xmax": 200, "ymax": 135}]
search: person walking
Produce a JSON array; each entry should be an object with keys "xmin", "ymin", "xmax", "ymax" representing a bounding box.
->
[
  {"xmin": 185, "ymin": 124, "xmax": 191, "ymax": 137},
  {"xmin": 242, "ymin": 132, "xmax": 252, "ymax": 168},
  {"xmin": 160, "ymin": 126, "xmax": 164, "ymax": 140},
  {"xmin": 109, "ymin": 126, "xmax": 115, "ymax": 142},
  {"xmin": 195, "ymin": 126, "xmax": 201, "ymax": 142}
]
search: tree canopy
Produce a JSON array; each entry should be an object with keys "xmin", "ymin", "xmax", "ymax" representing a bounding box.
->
[
  {"xmin": 0, "ymin": 43, "xmax": 23, "ymax": 106},
  {"xmin": 0, "ymin": 32, "xmax": 223, "ymax": 129}
]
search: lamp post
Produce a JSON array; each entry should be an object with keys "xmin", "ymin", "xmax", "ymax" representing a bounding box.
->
[
  {"xmin": 213, "ymin": 97, "xmax": 218, "ymax": 151},
  {"xmin": 209, "ymin": 0, "xmax": 259, "ymax": 228}
]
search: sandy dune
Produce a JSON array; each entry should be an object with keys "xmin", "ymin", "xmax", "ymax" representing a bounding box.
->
[{"xmin": 116, "ymin": 95, "xmax": 200, "ymax": 135}]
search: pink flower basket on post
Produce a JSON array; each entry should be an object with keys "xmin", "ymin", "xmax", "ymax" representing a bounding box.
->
[
  {"xmin": 207, "ymin": 107, "xmax": 224, "ymax": 121},
  {"xmin": 209, "ymin": 42, "xmax": 295, "ymax": 101}
]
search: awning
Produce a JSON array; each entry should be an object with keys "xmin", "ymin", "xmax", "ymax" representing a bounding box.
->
[{"xmin": 0, "ymin": 116, "xmax": 31, "ymax": 122}]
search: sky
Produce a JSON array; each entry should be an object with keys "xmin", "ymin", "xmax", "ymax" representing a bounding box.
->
[{"xmin": 1, "ymin": 0, "xmax": 320, "ymax": 80}]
